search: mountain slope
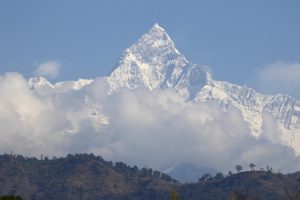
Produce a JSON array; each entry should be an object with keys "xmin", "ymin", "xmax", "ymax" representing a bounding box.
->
[
  {"xmin": 107, "ymin": 23, "xmax": 210, "ymax": 99},
  {"xmin": 179, "ymin": 171, "xmax": 300, "ymax": 200},
  {"xmin": 28, "ymin": 76, "xmax": 93, "ymax": 95},
  {"xmin": 26, "ymin": 23, "xmax": 300, "ymax": 156},
  {"xmin": 106, "ymin": 23, "xmax": 300, "ymax": 154},
  {"xmin": 0, "ymin": 154, "xmax": 176, "ymax": 200},
  {"xmin": 1, "ymin": 154, "xmax": 300, "ymax": 200}
]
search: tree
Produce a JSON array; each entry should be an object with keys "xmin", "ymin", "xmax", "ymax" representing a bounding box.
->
[
  {"xmin": 0, "ymin": 196, "xmax": 22, "ymax": 200},
  {"xmin": 229, "ymin": 192, "xmax": 238, "ymax": 200},
  {"xmin": 199, "ymin": 173, "xmax": 212, "ymax": 182},
  {"xmin": 215, "ymin": 172, "xmax": 224, "ymax": 180},
  {"xmin": 229, "ymin": 192, "xmax": 248, "ymax": 200},
  {"xmin": 266, "ymin": 166, "xmax": 273, "ymax": 173},
  {"xmin": 228, "ymin": 171, "xmax": 233, "ymax": 176},
  {"xmin": 249, "ymin": 163, "xmax": 256, "ymax": 171},
  {"xmin": 277, "ymin": 168, "xmax": 281, "ymax": 174},
  {"xmin": 170, "ymin": 191, "xmax": 180, "ymax": 200},
  {"xmin": 235, "ymin": 165, "xmax": 242, "ymax": 173}
]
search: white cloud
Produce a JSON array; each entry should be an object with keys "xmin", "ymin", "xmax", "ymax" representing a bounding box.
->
[
  {"xmin": 34, "ymin": 61, "xmax": 61, "ymax": 79},
  {"xmin": 256, "ymin": 62, "xmax": 300, "ymax": 98},
  {"xmin": 0, "ymin": 73, "xmax": 69, "ymax": 155},
  {"xmin": 0, "ymin": 72, "xmax": 300, "ymax": 177}
]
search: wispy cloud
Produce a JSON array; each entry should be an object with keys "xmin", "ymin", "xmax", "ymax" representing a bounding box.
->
[
  {"xmin": 34, "ymin": 61, "xmax": 61, "ymax": 79},
  {"xmin": 256, "ymin": 62, "xmax": 300, "ymax": 98}
]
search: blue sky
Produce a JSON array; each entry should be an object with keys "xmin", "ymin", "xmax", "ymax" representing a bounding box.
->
[{"xmin": 1, "ymin": 0, "xmax": 300, "ymax": 95}]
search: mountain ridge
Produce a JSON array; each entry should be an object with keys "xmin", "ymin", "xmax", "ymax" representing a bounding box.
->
[
  {"xmin": 105, "ymin": 23, "xmax": 300, "ymax": 153},
  {"xmin": 27, "ymin": 23, "xmax": 300, "ymax": 155},
  {"xmin": 106, "ymin": 23, "xmax": 210, "ymax": 99}
]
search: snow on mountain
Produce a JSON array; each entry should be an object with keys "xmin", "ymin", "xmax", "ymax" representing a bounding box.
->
[
  {"xmin": 28, "ymin": 76, "xmax": 93, "ymax": 95},
  {"xmin": 28, "ymin": 23, "xmax": 300, "ymax": 155},
  {"xmin": 107, "ymin": 23, "xmax": 210, "ymax": 99},
  {"xmin": 106, "ymin": 23, "xmax": 300, "ymax": 154},
  {"xmin": 27, "ymin": 76, "xmax": 110, "ymax": 135},
  {"xmin": 28, "ymin": 76, "xmax": 53, "ymax": 90},
  {"xmin": 198, "ymin": 80, "xmax": 300, "ymax": 154}
]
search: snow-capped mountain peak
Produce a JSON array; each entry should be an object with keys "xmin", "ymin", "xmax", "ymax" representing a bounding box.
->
[
  {"xmin": 27, "ymin": 24, "xmax": 300, "ymax": 155},
  {"xmin": 142, "ymin": 23, "xmax": 178, "ymax": 52},
  {"xmin": 28, "ymin": 76, "xmax": 93, "ymax": 95},
  {"xmin": 28, "ymin": 76, "xmax": 53, "ymax": 90},
  {"xmin": 107, "ymin": 23, "xmax": 209, "ymax": 98},
  {"xmin": 151, "ymin": 23, "xmax": 165, "ymax": 32},
  {"xmin": 107, "ymin": 24, "xmax": 300, "ymax": 154}
]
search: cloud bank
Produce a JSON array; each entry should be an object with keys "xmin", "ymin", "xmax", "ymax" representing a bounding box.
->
[
  {"xmin": 0, "ymin": 72, "xmax": 300, "ymax": 176},
  {"xmin": 34, "ymin": 61, "xmax": 61, "ymax": 79}
]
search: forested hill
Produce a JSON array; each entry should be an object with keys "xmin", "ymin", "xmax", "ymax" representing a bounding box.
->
[
  {"xmin": 1, "ymin": 154, "xmax": 300, "ymax": 200},
  {"xmin": 0, "ymin": 154, "xmax": 177, "ymax": 200}
]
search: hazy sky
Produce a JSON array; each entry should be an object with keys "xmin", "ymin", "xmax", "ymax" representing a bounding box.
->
[{"xmin": 0, "ymin": 0, "xmax": 300, "ymax": 96}]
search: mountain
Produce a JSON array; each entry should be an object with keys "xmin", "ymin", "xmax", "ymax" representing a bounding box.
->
[
  {"xmin": 28, "ymin": 76, "xmax": 93, "ymax": 95},
  {"xmin": 28, "ymin": 24, "xmax": 300, "ymax": 139},
  {"xmin": 0, "ymin": 154, "xmax": 176, "ymax": 200},
  {"xmin": 164, "ymin": 163, "xmax": 217, "ymax": 183},
  {"xmin": 1, "ymin": 154, "xmax": 300, "ymax": 200},
  {"xmin": 106, "ymin": 23, "xmax": 300, "ymax": 154},
  {"xmin": 178, "ymin": 170, "xmax": 300, "ymax": 200},
  {"xmin": 107, "ymin": 23, "xmax": 211, "ymax": 99},
  {"xmin": 26, "ymin": 23, "xmax": 300, "ymax": 180}
]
